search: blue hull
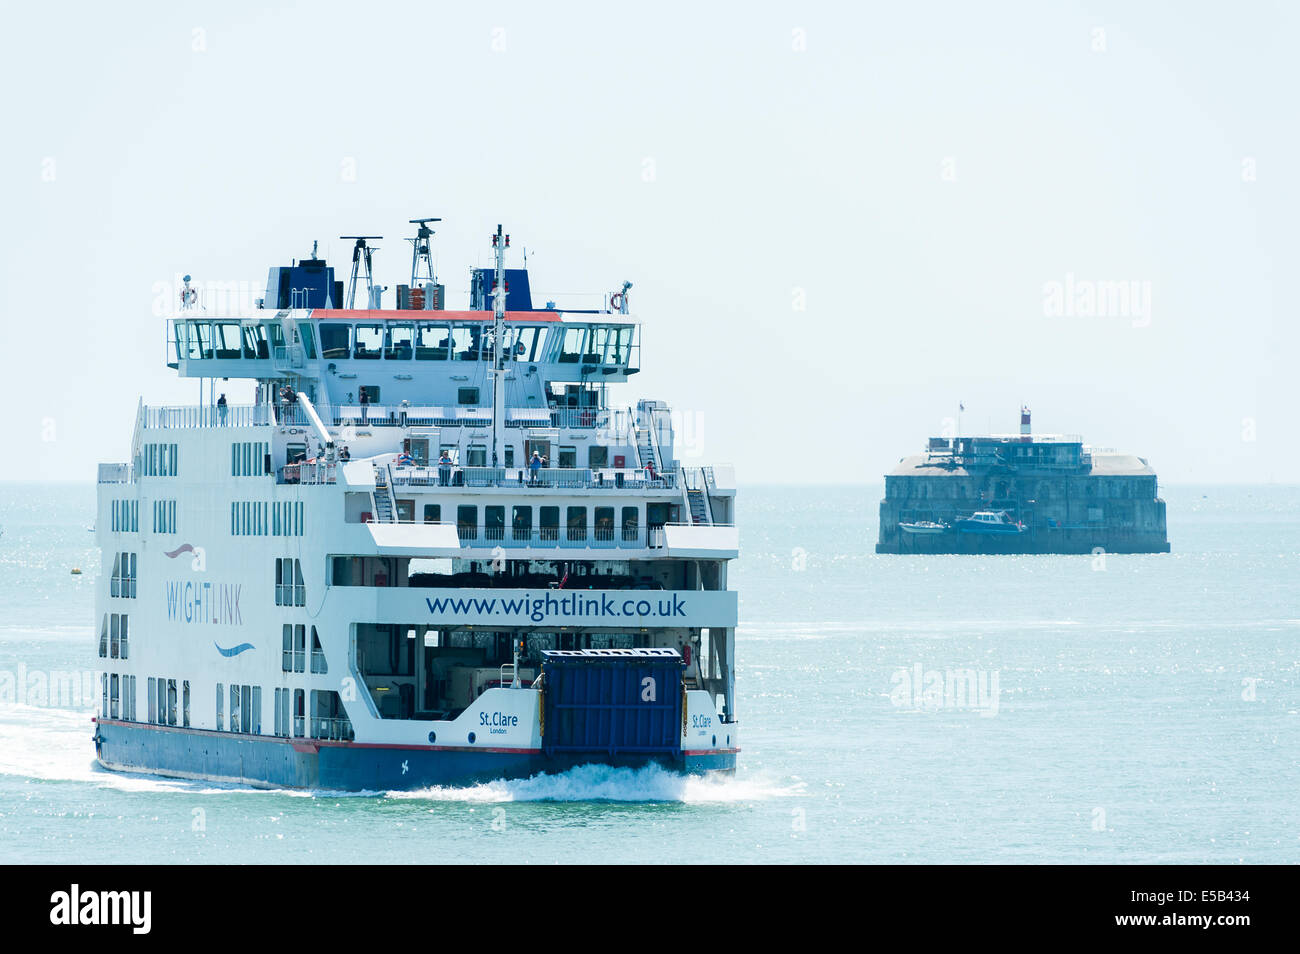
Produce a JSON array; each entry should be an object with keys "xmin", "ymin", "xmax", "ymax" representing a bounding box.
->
[{"xmin": 93, "ymin": 720, "xmax": 736, "ymax": 791}]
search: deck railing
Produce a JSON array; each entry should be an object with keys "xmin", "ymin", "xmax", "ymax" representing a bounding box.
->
[
  {"xmin": 390, "ymin": 465, "xmax": 676, "ymax": 491},
  {"xmin": 138, "ymin": 403, "xmax": 639, "ymax": 433}
]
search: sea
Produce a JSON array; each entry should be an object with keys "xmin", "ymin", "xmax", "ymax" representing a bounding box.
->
[{"xmin": 0, "ymin": 482, "xmax": 1296, "ymax": 864}]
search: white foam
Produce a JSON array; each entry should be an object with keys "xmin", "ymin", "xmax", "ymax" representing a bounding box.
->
[{"xmin": 388, "ymin": 762, "xmax": 804, "ymax": 804}]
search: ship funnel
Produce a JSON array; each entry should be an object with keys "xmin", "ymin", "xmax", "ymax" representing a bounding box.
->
[{"xmin": 1020, "ymin": 405, "xmax": 1032, "ymax": 438}]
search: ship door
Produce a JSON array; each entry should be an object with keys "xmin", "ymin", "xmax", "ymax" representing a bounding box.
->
[{"xmin": 524, "ymin": 439, "xmax": 551, "ymax": 464}]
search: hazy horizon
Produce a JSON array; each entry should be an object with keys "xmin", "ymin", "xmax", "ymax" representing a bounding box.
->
[{"xmin": 4, "ymin": 1, "xmax": 1296, "ymax": 485}]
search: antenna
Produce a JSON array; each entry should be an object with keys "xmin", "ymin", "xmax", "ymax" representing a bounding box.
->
[
  {"xmin": 340, "ymin": 236, "xmax": 382, "ymax": 309},
  {"xmin": 489, "ymin": 224, "xmax": 510, "ymax": 468},
  {"xmin": 406, "ymin": 217, "xmax": 441, "ymax": 289}
]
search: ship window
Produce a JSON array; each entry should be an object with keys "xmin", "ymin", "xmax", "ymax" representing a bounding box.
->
[
  {"xmin": 416, "ymin": 324, "xmax": 450, "ymax": 360},
  {"xmin": 354, "ymin": 323, "xmax": 382, "ymax": 359},
  {"xmin": 110, "ymin": 613, "xmax": 120, "ymax": 659},
  {"xmin": 485, "ymin": 506, "xmax": 505, "ymax": 541},
  {"xmin": 250, "ymin": 686, "xmax": 260, "ymax": 734},
  {"xmin": 311, "ymin": 628, "xmax": 327, "ymax": 674},
  {"xmin": 611, "ymin": 327, "xmax": 633, "ymax": 364},
  {"xmin": 588, "ymin": 446, "xmax": 608, "ymax": 468},
  {"xmin": 590, "ymin": 327, "xmax": 611, "ymax": 363},
  {"xmin": 504, "ymin": 445, "xmax": 515, "ymax": 468},
  {"xmin": 110, "ymin": 674, "xmax": 119, "ymax": 719},
  {"xmin": 458, "ymin": 387, "xmax": 480, "ymax": 406},
  {"xmin": 512, "ymin": 505, "xmax": 532, "ymax": 541},
  {"xmin": 457, "ymin": 505, "xmax": 477, "ymax": 541},
  {"xmin": 558, "ymin": 446, "xmax": 577, "ymax": 468},
  {"xmin": 296, "ymin": 321, "xmax": 317, "ymax": 359},
  {"xmin": 195, "ymin": 321, "xmax": 212, "ymax": 358},
  {"xmin": 423, "ymin": 504, "xmax": 441, "ymax": 524},
  {"xmin": 282, "ymin": 625, "xmax": 293, "ymax": 672},
  {"xmin": 319, "ymin": 323, "xmax": 350, "ymax": 359},
  {"xmin": 98, "ymin": 615, "xmax": 108, "ymax": 658},
  {"xmin": 216, "ymin": 682, "xmax": 223, "ymax": 731},
  {"xmin": 128, "ymin": 675, "xmax": 136, "ymax": 722},
  {"xmin": 566, "ymin": 506, "xmax": 587, "ymax": 541},
  {"xmin": 167, "ymin": 679, "xmax": 178, "ymax": 726},
  {"xmin": 449, "ymin": 325, "xmax": 473, "ymax": 360},
  {"xmin": 183, "ymin": 680, "xmax": 190, "ymax": 727},
  {"xmin": 594, "ymin": 507, "xmax": 614, "ymax": 541},
  {"xmin": 514, "ymin": 327, "xmax": 539, "ymax": 362},
  {"xmin": 396, "ymin": 499, "xmax": 415, "ymax": 522},
  {"xmin": 101, "ymin": 674, "xmax": 108, "ymax": 719},
  {"xmin": 213, "ymin": 322, "xmax": 243, "ymax": 359},
  {"xmin": 466, "ymin": 445, "xmax": 487, "ymax": 467},
  {"xmin": 559, "ymin": 327, "xmax": 584, "ymax": 363},
  {"xmin": 229, "ymin": 685, "xmax": 240, "ymax": 733},
  {"xmin": 294, "ymin": 689, "xmax": 305, "ymax": 738},
  {"xmin": 622, "ymin": 506, "xmax": 639, "ymax": 541},
  {"xmin": 240, "ymin": 685, "xmax": 251, "ymax": 733},
  {"xmin": 540, "ymin": 506, "xmax": 559, "ymax": 541},
  {"xmin": 385, "ymin": 323, "xmax": 414, "ymax": 360},
  {"xmin": 181, "ymin": 321, "xmax": 198, "ymax": 360}
]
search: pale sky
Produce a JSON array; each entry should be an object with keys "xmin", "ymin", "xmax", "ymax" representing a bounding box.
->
[{"xmin": 3, "ymin": 1, "xmax": 1296, "ymax": 485}]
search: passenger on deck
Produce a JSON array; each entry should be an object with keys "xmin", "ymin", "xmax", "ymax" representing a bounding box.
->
[
  {"xmin": 438, "ymin": 450, "xmax": 453, "ymax": 486},
  {"xmin": 339, "ymin": 445, "xmax": 350, "ymax": 461},
  {"xmin": 529, "ymin": 451, "xmax": 545, "ymax": 484},
  {"xmin": 217, "ymin": 393, "xmax": 227, "ymax": 423}
]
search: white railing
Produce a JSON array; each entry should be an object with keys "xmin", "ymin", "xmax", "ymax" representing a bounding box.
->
[
  {"xmin": 389, "ymin": 465, "xmax": 677, "ymax": 491},
  {"xmin": 142, "ymin": 404, "xmax": 275, "ymax": 429},
  {"xmin": 98, "ymin": 462, "xmax": 134, "ymax": 484}
]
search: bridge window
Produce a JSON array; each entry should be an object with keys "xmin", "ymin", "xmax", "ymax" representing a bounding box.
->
[
  {"xmin": 449, "ymin": 327, "xmax": 475, "ymax": 361},
  {"xmin": 385, "ymin": 323, "xmax": 414, "ymax": 359},
  {"xmin": 247, "ymin": 324, "xmax": 269, "ymax": 358},
  {"xmin": 559, "ymin": 327, "xmax": 584, "ymax": 363},
  {"xmin": 513, "ymin": 327, "xmax": 539, "ymax": 362},
  {"xmin": 319, "ymin": 323, "xmax": 350, "ymax": 359},
  {"xmin": 590, "ymin": 327, "xmax": 610, "ymax": 363},
  {"xmin": 213, "ymin": 322, "xmax": 243, "ymax": 359},
  {"xmin": 296, "ymin": 321, "xmax": 316, "ymax": 359},
  {"xmin": 610, "ymin": 327, "xmax": 633, "ymax": 364},
  {"xmin": 354, "ymin": 323, "xmax": 382, "ymax": 359},
  {"xmin": 416, "ymin": 324, "xmax": 450, "ymax": 359}
]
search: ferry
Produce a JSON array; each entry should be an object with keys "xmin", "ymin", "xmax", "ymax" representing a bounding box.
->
[{"xmin": 91, "ymin": 219, "xmax": 739, "ymax": 790}]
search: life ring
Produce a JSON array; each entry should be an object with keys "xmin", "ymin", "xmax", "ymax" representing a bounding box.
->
[{"xmin": 610, "ymin": 292, "xmax": 624, "ymax": 311}]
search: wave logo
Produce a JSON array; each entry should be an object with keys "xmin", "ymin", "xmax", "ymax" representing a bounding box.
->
[
  {"xmin": 214, "ymin": 641, "xmax": 255, "ymax": 657},
  {"xmin": 163, "ymin": 543, "xmax": 205, "ymax": 571}
]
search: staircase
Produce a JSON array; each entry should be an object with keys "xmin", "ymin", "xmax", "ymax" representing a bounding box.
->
[
  {"xmin": 371, "ymin": 464, "xmax": 396, "ymax": 522},
  {"xmin": 687, "ymin": 488, "xmax": 710, "ymax": 525},
  {"xmin": 634, "ymin": 426, "xmax": 656, "ymax": 469}
]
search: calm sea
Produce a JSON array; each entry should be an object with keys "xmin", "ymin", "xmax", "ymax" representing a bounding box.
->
[{"xmin": 1, "ymin": 482, "xmax": 1296, "ymax": 863}]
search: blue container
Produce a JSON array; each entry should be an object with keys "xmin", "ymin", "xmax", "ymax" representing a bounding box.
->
[{"xmin": 541, "ymin": 649, "xmax": 683, "ymax": 756}]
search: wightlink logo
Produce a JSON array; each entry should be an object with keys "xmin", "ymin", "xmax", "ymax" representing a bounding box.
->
[
  {"xmin": 426, "ymin": 592, "xmax": 688, "ymax": 624},
  {"xmin": 50, "ymin": 884, "xmax": 151, "ymax": 934},
  {"xmin": 165, "ymin": 581, "xmax": 243, "ymax": 625},
  {"xmin": 890, "ymin": 663, "xmax": 1001, "ymax": 717}
]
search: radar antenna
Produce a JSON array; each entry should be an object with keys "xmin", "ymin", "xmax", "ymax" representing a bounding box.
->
[
  {"xmin": 406, "ymin": 217, "xmax": 441, "ymax": 288},
  {"xmin": 340, "ymin": 236, "xmax": 382, "ymax": 309}
]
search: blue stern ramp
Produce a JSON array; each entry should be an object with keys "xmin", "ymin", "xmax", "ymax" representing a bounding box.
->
[{"xmin": 542, "ymin": 649, "xmax": 684, "ymax": 758}]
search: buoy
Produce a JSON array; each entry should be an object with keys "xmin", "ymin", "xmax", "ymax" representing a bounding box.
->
[{"xmin": 70, "ymin": 568, "xmax": 82, "ymax": 575}]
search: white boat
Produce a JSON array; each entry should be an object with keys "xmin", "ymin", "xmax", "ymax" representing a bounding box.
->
[
  {"xmin": 91, "ymin": 220, "xmax": 739, "ymax": 790},
  {"xmin": 898, "ymin": 520, "xmax": 948, "ymax": 535},
  {"xmin": 955, "ymin": 510, "xmax": 1027, "ymax": 534}
]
